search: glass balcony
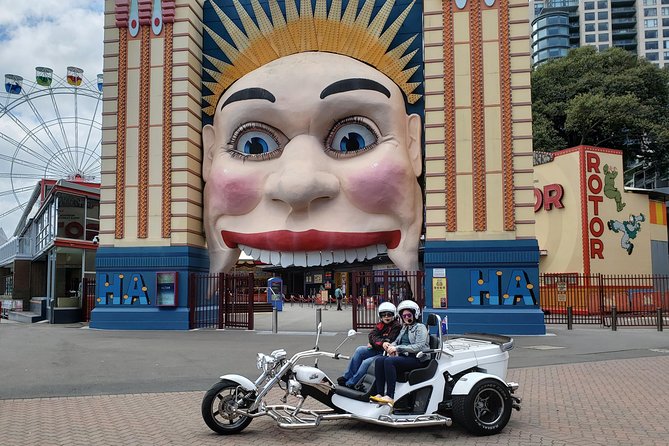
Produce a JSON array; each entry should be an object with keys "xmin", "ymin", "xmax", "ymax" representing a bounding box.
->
[
  {"xmin": 612, "ymin": 17, "xmax": 637, "ymax": 28},
  {"xmin": 611, "ymin": 0, "xmax": 636, "ymax": 7},
  {"xmin": 611, "ymin": 7, "xmax": 637, "ymax": 17}
]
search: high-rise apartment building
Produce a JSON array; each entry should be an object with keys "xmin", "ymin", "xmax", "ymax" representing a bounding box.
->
[{"xmin": 530, "ymin": 0, "xmax": 669, "ymax": 67}]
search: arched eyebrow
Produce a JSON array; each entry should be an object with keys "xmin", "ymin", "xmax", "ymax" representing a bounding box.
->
[
  {"xmin": 221, "ymin": 87, "xmax": 276, "ymax": 109},
  {"xmin": 320, "ymin": 78, "xmax": 391, "ymax": 100}
]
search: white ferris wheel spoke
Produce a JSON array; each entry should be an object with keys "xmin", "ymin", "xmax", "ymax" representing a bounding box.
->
[
  {"xmin": 0, "ymin": 203, "xmax": 26, "ymax": 219},
  {"xmin": 48, "ymin": 90, "xmax": 77, "ymax": 171},
  {"xmin": 19, "ymin": 89, "xmax": 69, "ymax": 166}
]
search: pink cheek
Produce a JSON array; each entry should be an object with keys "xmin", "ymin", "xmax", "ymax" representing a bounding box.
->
[
  {"xmin": 207, "ymin": 172, "xmax": 262, "ymax": 215},
  {"xmin": 345, "ymin": 162, "xmax": 410, "ymax": 213}
]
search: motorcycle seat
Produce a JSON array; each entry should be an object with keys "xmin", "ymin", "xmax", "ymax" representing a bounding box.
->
[
  {"xmin": 396, "ymin": 334, "xmax": 440, "ymax": 384},
  {"xmin": 333, "ymin": 362, "xmax": 377, "ymax": 402},
  {"xmin": 397, "ymin": 358, "xmax": 438, "ymax": 384}
]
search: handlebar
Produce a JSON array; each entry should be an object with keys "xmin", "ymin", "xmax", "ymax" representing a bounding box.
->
[{"xmin": 290, "ymin": 349, "xmax": 350, "ymax": 363}]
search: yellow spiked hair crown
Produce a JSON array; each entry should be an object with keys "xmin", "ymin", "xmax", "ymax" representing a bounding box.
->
[{"xmin": 202, "ymin": 0, "xmax": 421, "ymax": 116}]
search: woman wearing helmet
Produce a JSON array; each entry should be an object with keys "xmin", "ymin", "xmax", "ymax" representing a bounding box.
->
[
  {"xmin": 370, "ymin": 300, "xmax": 429, "ymax": 405},
  {"xmin": 337, "ymin": 301, "xmax": 401, "ymax": 389}
]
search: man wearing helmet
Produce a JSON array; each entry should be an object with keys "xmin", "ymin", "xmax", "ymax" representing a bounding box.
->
[
  {"xmin": 337, "ymin": 301, "xmax": 401, "ymax": 389},
  {"xmin": 370, "ymin": 300, "xmax": 429, "ymax": 406}
]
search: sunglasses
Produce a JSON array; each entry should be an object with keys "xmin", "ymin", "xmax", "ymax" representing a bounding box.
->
[
  {"xmin": 380, "ymin": 312, "xmax": 394, "ymax": 318},
  {"xmin": 401, "ymin": 312, "xmax": 414, "ymax": 319}
]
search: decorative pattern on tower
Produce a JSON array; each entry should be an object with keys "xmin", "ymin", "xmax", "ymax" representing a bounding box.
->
[{"xmin": 202, "ymin": 0, "xmax": 422, "ymax": 115}]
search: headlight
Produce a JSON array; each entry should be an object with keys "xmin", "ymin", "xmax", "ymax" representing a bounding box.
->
[
  {"xmin": 256, "ymin": 353, "xmax": 276, "ymax": 372},
  {"xmin": 256, "ymin": 353, "xmax": 266, "ymax": 370},
  {"xmin": 270, "ymin": 349, "xmax": 287, "ymax": 361}
]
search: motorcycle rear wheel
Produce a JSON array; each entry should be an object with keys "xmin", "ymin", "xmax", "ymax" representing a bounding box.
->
[
  {"xmin": 201, "ymin": 380, "xmax": 254, "ymax": 434},
  {"xmin": 451, "ymin": 378, "xmax": 512, "ymax": 436}
]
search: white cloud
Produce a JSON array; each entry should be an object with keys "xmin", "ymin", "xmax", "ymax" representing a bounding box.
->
[
  {"xmin": 0, "ymin": 0, "xmax": 103, "ymax": 82},
  {"xmin": 0, "ymin": 0, "xmax": 103, "ymax": 235}
]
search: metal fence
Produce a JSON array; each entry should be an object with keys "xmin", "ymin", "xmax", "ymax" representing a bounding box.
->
[
  {"xmin": 351, "ymin": 270, "xmax": 424, "ymax": 330},
  {"xmin": 188, "ymin": 272, "xmax": 255, "ymax": 329},
  {"xmin": 540, "ymin": 274, "xmax": 669, "ymax": 327}
]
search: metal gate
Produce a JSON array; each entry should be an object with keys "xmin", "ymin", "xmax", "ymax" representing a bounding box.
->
[
  {"xmin": 351, "ymin": 271, "xmax": 424, "ymax": 330},
  {"xmin": 188, "ymin": 272, "xmax": 255, "ymax": 329},
  {"xmin": 540, "ymin": 274, "xmax": 669, "ymax": 327},
  {"xmin": 82, "ymin": 278, "xmax": 96, "ymax": 322}
]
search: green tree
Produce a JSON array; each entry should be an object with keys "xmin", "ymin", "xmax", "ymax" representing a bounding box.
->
[{"xmin": 532, "ymin": 46, "xmax": 669, "ymax": 169}]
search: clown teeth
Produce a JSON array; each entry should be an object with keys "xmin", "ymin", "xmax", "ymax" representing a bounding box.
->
[
  {"xmin": 333, "ymin": 250, "xmax": 346, "ymax": 263},
  {"xmin": 293, "ymin": 251, "xmax": 307, "ymax": 267},
  {"xmin": 306, "ymin": 251, "xmax": 321, "ymax": 266},
  {"xmin": 259, "ymin": 249, "xmax": 271, "ymax": 265},
  {"xmin": 270, "ymin": 251, "xmax": 281, "ymax": 265},
  {"xmin": 239, "ymin": 244, "xmax": 387, "ymax": 268},
  {"xmin": 321, "ymin": 251, "xmax": 334, "ymax": 265},
  {"xmin": 345, "ymin": 249, "xmax": 357, "ymax": 263},
  {"xmin": 356, "ymin": 247, "xmax": 367, "ymax": 261},
  {"xmin": 280, "ymin": 251, "xmax": 294, "ymax": 266}
]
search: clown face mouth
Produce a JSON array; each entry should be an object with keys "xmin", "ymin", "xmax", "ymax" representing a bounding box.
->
[{"xmin": 222, "ymin": 229, "xmax": 400, "ymax": 267}]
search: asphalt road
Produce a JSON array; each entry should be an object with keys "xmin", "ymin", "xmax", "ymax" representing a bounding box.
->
[{"xmin": 2, "ymin": 305, "xmax": 669, "ymax": 399}]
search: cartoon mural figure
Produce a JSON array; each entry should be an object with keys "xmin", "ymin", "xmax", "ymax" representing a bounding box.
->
[
  {"xmin": 201, "ymin": 0, "xmax": 423, "ymax": 273},
  {"xmin": 603, "ymin": 164, "xmax": 626, "ymax": 212},
  {"xmin": 607, "ymin": 213, "xmax": 645, "ymax": 255}
]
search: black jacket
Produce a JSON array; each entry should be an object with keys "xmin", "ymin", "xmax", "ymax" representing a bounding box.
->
[{"xmin": 368, "ymin": 319, "xmax": 401, "ymax": 351}]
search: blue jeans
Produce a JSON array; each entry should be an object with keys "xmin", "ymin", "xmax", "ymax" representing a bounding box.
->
[
  {"xmin": 373, "ymin": 355, "xmax": 422, "ymax": 398},
  {"xmin": 343, "ymin": 346, "xmax": 381, "ymax": 386}
]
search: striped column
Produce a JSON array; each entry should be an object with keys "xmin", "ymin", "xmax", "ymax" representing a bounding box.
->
[
  {"xmin": 100, "ymin": 0, "xmax": 204, "ymax": 248},
  {"xmin": 423, "ymin": 0, "xmax": 534, "ymax": 241}
]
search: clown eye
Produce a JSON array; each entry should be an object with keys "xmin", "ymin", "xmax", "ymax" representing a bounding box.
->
[
  {"xmin": 227, "ymin": 123, "xmax": 284, "ymax": 160},
  {"xmin": 238, "ymin": 131, "xmax": 278, "ymax": 155},
  {"xmin": 326, "ymin": 117, "xmax": 380, "ymax": 157}
]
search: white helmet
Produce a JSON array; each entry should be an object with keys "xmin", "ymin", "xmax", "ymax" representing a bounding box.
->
[
  {"xmin": 378, "ymin": 301, "xmax": 397, "ymax": 318},
  {"xmin": 397, "ymin": 300, "xmax": 421, "ymax": 318}
]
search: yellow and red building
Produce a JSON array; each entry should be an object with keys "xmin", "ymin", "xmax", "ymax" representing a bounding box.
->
[{"xmin": 534, "ymin": 145, "xmax": 669, "ymax": 276}]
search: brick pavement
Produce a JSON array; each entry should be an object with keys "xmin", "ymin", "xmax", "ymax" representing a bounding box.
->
[{"xmin": 2, "ymin": 356, "xmax": 669, "ymax": 446}]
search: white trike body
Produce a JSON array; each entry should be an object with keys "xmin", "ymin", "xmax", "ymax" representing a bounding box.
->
[{"xmin": 202, "ymin": 317, "xmax": 521, "ymax": 436}]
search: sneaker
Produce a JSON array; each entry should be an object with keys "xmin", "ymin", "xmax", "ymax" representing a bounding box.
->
[
  {"xmin": 369, "ymin": 394, "xmax": 384, "ymax": 402},
  {"xmin": 337, "ymin": 376, "xmax": 347, "ymax": 386}
]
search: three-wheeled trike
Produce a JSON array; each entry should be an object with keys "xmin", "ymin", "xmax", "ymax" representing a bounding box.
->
[{"xmin": 202, "ymin": 314, "xmax": 521, "ymax": 436}]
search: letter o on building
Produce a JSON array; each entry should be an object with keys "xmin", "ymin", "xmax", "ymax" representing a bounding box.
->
[
  {"xmin": 588, "ymin": 174, "xmax": 602, "ymax": 194},
  {"xmin": 589, "ymin": 217, "xmax": 604, "ymax": 237}
]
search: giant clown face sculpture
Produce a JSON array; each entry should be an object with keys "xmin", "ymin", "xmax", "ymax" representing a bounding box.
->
[{"xmin": 201, "ymin": 0, "xmax": 423, "ymax": 273}]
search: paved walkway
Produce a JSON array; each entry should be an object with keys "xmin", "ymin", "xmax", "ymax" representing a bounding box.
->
[
  {"xmin": 2, "ymin": 305, "xmax": 669, "ymax": 445},
  {"xmin": 2, "ymin": 355, "xmax": 669, "ymax": 445}
]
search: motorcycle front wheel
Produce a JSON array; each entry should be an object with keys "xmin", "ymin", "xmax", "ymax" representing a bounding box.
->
[{"xmin": 201, "ymin": 380, "xmax": 255, "ymax": 434}]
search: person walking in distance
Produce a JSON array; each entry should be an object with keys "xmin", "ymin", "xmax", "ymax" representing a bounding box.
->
[{"xmin": 335, "ymin": 285, "xmax": 344, "ymax": 311}]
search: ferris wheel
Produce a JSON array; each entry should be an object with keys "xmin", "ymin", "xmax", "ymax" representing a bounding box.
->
[{"xmin": 0, "ymin": 66, "xmax": 103, "ymax": 234}]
